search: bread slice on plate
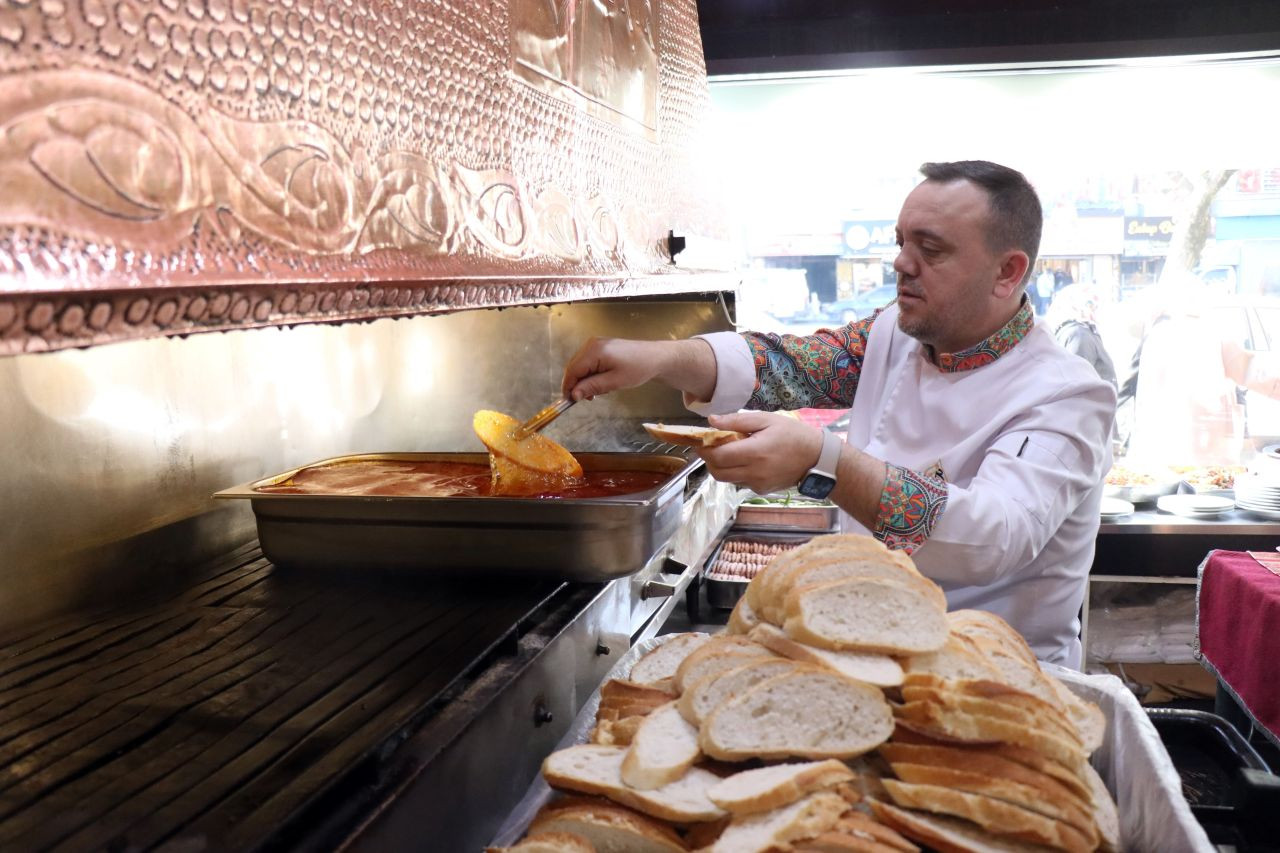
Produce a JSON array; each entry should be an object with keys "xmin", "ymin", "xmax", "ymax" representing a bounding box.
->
[
  {"xmin": 485, "ymin": 830, "xmax": 597, "ymax": 853},
  {"xmin": 881, "ymin": 780, "xmax": 1094, "ymax": 853},
  {"xmin": 707, "ymin": 790, "xmax": 850, "ymax": 853},
  {"xmin": 542, "ymin": 744, "xmax": 727, "ymax": 823},
  {"xmin": 869, "ymin": 800, "xmax": 1060, "ymax": 853},
  {"xmin": 620, "ymin": 701, "xmax": 700, "ymax": 790},
  {"xmin": 642, "ymin": 423, "xmax": 744, "ymax": 447},
  {"xmin": 707, "ymin": 759, "xmax": 854, "ymax": 816},
  {"xmin": 679, "ymin": 657, "xmax": 799, "ymax": 725},
  {"xmin": 783, "ymin": 577, "xmax": 948, "ymax": 655},
  {"xmin": 700, "ymin": 666, "xmax": 894, "ymax": 761},
  {"xmin": 627, "ymin": 632, "xmax": 711, "ymax": 685},
  {"xmin": 749, "ymin": 623, "xmax": 904, "ymax": 687},
  {"xmin": 527, "ymin": 801, "xmax": 688, "ymax": 853}
]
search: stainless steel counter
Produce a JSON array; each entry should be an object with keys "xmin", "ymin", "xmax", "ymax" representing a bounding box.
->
[{"xmin": 1100, "ymin": 508, "xmax": 1280, "ymax": 536}]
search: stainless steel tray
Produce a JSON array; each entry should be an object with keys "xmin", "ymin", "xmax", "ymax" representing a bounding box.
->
[
  {"xmin": 701, "ymin": 529, "xmax": 815, "ymax": 610},
  {"xmin": 214, "ymin": 452, "xmax": 702, "ymax": 581}
]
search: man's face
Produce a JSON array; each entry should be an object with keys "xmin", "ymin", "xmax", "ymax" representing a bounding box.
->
[{"xmin": 893, "ymin": 179, "xmax": 1006, "ymax": 353}]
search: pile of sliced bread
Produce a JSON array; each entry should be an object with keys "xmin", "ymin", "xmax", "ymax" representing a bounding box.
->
[{"xmin": 491, "ymin": 533, "xmax": 1118, "ymax": 853}]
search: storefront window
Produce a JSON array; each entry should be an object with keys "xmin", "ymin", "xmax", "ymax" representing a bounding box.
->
[{"xmin": 707, "ymin": 55, "xmax": 1280, "ymax": 469}]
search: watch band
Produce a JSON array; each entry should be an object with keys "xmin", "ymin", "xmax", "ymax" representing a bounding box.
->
[{"xmin": 809, "ymin": 429, "xmax": 842, "ymax": 482}]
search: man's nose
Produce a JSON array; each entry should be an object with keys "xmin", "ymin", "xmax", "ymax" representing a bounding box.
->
[{"xmin": 893, "ymin": 249, "xmax": 915, "ymax": 277}]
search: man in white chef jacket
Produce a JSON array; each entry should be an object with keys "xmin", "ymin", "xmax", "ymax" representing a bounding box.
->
[{"xmin": 562, "ymin": 161, "xmax": 1116, "ymax": 668}]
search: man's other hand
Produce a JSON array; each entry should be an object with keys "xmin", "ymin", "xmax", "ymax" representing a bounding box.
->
[{"xmin": 698, "ymin": 412, "xmax": 824, "ymax": 495}]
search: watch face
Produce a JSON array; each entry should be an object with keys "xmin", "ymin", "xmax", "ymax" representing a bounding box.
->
[{"xmin": 798, "ymin": 472, "xmax": 836, "ymax": 499}]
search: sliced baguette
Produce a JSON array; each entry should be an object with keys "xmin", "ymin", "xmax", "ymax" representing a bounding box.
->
[
  {"xmin": 756, "ymin": 534, "xmax": 925, "ymax": 622},
  {"xmin": 899, "ymin": 681, "xmax": 1080, "ymax": 747},
  {"xmin": 1081, "ymin": 762, "xmax": 1121, "ymax": 853},
  {"xmin": 1045, "ymin": 675, "xmax": 1107, "ymax": 754},
  {"xmin": 793, "ymin": 811, "xmax": 921, "ymax": 852},
  {"xmin": 749, "ymin": 623, "xmax": 904, "ymax": 687},
  {"xmin": 673, "ymin": 636, "xmax": 775, "ymax": 693},
  {"xmin": 707, "ymin": 759, "xmax": 855, "ymax": 816},
  {"xmin": 727, "ymin": 594, "xmax": 761, "ymax": 635},
  {"xmin": 889, "ymin": 725, "xmax": 1092, "ymax": 803},
  {"xmin": 485, "ymin": 830, "xmax": 597, "ymax": 853},
  {"xmin": 700, "ymin": 667, "xmax": 894, "ymax": 761},
  {"xmin": 627, "ymin": 632, "xmax": 711, "ymax": 685},
  {"xmin": 620, "ymin": 701, "xmax": 700, "ymax": 790},
  {"xmin": 642, "ymin": 423, "xmax": 744, "ymax": 447},
  {"xmin": 893, "ymin": 701, "xmax": 1086, "ymax": 773},
  {"xmin": 591, "ymin": 715, "xmax": 645, "ymax": 747},
  {"xmin": 869, "ymin": 801, "xmax": 1060, "ymax": 853},
  {"xmin": 902, "ymin": 634, "xmax": 1002, "ymax": 683},
  {"xmin": 886, "ymin": 762, "xmax": 1098, "ymax": 843},
  {"xmin": 527, "ymin": 801, "xmax": 686, "ymax": 853},
  {"xmin": 766, "ymin": 552, "xmax": 945, "ymax": 624},
  {"xmin": 678, "ymin": 657, "xmax": 799, "ymax": 726},
  {"xmin": 880, "ymin": 780, "xmax": 1094, "ymax": 853},
  {"xmin": 707, "ymin": 790, "xmax": 849, "ymax": 853},
  {"xmin": 541, "ymin": 744, "xmax": 726, "ymax": 823},
  {"xmin": 784, "ymin": 577, "xmax": 948, "ymax": 655},
  {"xmin": 947, "ymin": 610, "xmax": 1038, "ymax": 666},
  {"xmin": 877, "ymin": 742, "xmax": 1093, "ymax": 817}
]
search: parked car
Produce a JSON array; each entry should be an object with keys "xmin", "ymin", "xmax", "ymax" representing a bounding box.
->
[{"xmin": 819, "ymin": 285, "xmax": 897, "ymax": 324}]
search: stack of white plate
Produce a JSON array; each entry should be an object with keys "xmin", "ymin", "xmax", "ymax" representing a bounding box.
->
[
  {"xmin": 1156, "ymin": 494, "xmax": 1235, "ymax": 518},
  {"xmin": 1100, "ymin": 496, "xmax": 1134, "ymax": 520},
  {"xmin": 1234, "ymin": 472, "xmax": 1280, "ymax": 519}
]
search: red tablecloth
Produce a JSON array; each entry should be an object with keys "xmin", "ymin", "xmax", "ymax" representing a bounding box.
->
[{"xmin": 1198, "ymin": 549, "xmax": 1280, "ymax": 741}]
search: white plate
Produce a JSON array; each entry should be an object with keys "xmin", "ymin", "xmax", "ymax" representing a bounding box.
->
[
  {"xmin": 1156, "ymin": 494, "xmax": 1234, "ymax": 516},
  {"xmin": 1100, "ymin": 497, "xmax": 1134, "ymax": 518},
  {"xmin": 1237, "ymin": 505, "xmax": 1280, "ymax": 521}
]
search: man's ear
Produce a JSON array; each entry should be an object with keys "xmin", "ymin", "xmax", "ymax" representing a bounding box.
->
[{"xmin": 994, "ymin": 250, "xmax": 1030, "ymax": 298}]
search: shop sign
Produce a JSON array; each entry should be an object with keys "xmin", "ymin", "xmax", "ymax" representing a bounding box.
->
[
  {"xmin": 842, "ymin": 220, "xmax": 898, "ymax": 256},
  {"xmin": 1124, "ymin": 216, "xmax": 1175, "ymax": 242}
]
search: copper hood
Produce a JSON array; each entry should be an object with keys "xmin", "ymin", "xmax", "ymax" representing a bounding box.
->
[{"xmin": 0, "ymin": 0, "xmax": 729, "ymax": 355}]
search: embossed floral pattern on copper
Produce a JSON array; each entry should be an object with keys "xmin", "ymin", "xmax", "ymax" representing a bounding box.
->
[{"xmin": 0, "ymin": 0, "xmax": 724, "ymax": 354}]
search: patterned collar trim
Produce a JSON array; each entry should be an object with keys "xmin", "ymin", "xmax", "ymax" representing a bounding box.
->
[{"xmin": 929, "ymin": 296, "xmax": 1035, "ymax": 373}]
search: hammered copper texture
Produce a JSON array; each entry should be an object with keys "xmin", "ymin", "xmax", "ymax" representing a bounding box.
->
[{"xmin": 0, "ymin": 0, "xmax": 725, "ymax": 354}]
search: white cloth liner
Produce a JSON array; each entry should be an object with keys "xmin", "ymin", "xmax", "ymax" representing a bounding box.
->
[{"xmin": 491, "ymin": 635, "xmax": 1212, "ymax": 852}]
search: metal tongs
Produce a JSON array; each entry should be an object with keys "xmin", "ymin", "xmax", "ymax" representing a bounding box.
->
[{"xmin": 512, "ymin": 398, "xmax": 577, "ymax": 440}]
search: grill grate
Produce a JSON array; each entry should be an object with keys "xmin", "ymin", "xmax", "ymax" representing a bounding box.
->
[{"xmin": 0, "ymin": 542, "xmax": 564, "ymax": 851}]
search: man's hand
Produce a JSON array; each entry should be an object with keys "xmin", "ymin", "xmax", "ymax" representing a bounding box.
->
[
  {"xmin": 696, "ymin": 412, "xmax": 824, "ymax": 495},
  {"xmin": 561, "ymin": 337, "xmax": 717, "ymax": 402}
]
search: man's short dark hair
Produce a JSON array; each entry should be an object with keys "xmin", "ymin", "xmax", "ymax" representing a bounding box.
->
[{"xmin": 919, "ymin": 160, "xmax": 1043, "ymax": 285}]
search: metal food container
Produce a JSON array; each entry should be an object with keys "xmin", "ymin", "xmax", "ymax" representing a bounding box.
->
[
  {"xmin": 734, "ymin": 502, "xmax": 839, "ymax": 531},
  {"xmin": 700, "ymin": 529, "xmax": 815, "ymax": 610},
  {"xmin": 214, "ymin": 452, "xmax": 702, "ymax": 582}
]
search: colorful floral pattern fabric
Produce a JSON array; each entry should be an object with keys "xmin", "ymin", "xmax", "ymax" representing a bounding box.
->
[
  {"xmin": 933, "ymin": 297, "xmax": 1034, "ymax": 372},
  {"xmin": 743, "ymin": 313, "xmax": 878, "ymax": 410},
  {"xmin": 876, "ymin": 463, "xmax": 949, "ymax": 553},
  {"xmin": 740, "ymin": 298, "xmax": 1033, "ymax": 551}
]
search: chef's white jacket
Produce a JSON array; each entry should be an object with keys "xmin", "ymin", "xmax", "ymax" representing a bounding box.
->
[{"xmin": 691, "ymin": 303, "xmax": 1117, "ymax": 667}]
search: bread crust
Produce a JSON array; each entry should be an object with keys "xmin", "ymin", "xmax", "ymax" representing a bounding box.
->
[
  {"xmin": 641, "ymin": 423, "xmax": 744, "ymax": 447},
  {"xmin": 707, "ymin": 759, "xmax": 856, "ymax": 815}
]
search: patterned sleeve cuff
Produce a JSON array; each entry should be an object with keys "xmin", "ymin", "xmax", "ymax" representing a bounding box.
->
[{"xmin": 874, "ymin": 463, "xmax": 949, "ymax": 555}]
